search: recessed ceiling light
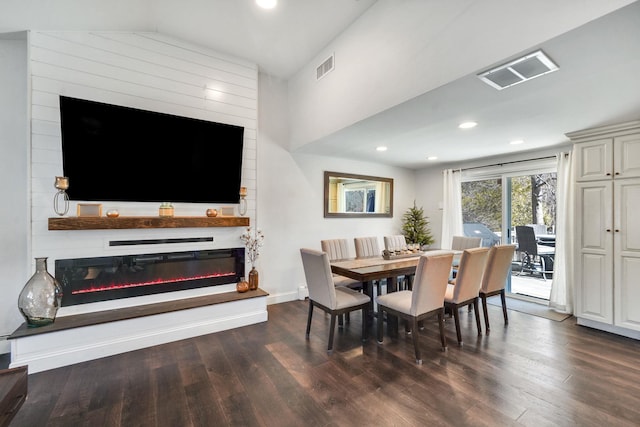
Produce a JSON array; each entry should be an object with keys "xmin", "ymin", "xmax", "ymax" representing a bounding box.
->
[
  {"xmin": 256, "ymin": 0, "xmax": 277, "ymax": 9},
  {"xmin": 510, "ymin": 139, "xmax": 524, "ymax": 145},
  {"xmin": 459, "ymin": 121, "xmax": 477, "ymax": 129},
  {"xmin": 376, "ymin": 146, "xmax": 387, "ymax": 152},
  {"xmin": 427, "ymin": 156, "xmax": 438, "ymax": 160}
]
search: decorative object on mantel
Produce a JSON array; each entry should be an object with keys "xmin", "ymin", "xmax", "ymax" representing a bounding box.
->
[
  {"xmin": 401, "ymin": 201, "xmax": 435, "ymax": 249},
  {"xmin": 206, "ymin": 208, "xmax": 218, "ymax": 217},
  {"xmin": 238, "ymin": 186, "xmax": 248, "ymax": 216},
  {"xmin": 53, "ymin": 176, "xmax": 69, "ymax": 216},
  {"xmin": 18, "ymin": 257, "xmax": 63, "ymax": 327},
  {"xmin": 236, "ymin": 280, "xmax": 249, "ymax": 293},
  {"xmin": 106, "ymin": 209, "xmax": 120, "ymax": 218},
  {"xmin": 219, "ymin": 206, "xmax": 235, "ymax": 217},
  {"xmin": 77, "ymin": 203, "xmax": 102, "ymax": 217},
  {"xmin": 159, "ymin": 202, "xmax": 174, "ymax": 217},
  {"xmin": 240, "ymin": 227, "xmax": 264, "ymax": 291}
]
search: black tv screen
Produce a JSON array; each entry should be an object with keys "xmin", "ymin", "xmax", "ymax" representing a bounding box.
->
[{"xmin": 59, "ymin": 96, "xmax": 244, "ymax": 204}]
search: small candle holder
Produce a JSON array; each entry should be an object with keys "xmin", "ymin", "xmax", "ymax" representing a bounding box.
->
[
  {"xmin": 53, "ymin": 176, "xmax": 69, "ymax": 216},
  {"xmin": 238, "ymin": 187, "xmax": 248, "ymax": 216}
]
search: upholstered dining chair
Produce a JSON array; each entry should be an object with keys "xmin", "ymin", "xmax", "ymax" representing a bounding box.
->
[
  {"xmin": 444, "ymin": 246, "xmax": 490, "ymax": 345},
  {"xmin": 479, "ymin": 244, "xmax": 516, "ymax": 333},
  {"xmin": 450, "ymin": 235, "xmax": 482, "ymax": 276},
  {"xmin": 354, "ymin": 236, "xmax": 384, "ymax": 296},
  {"xmin": 383, "ymin": 234, "xmax": 412, "ymax": 290},
  {"xmin": 376, "ymin": 250, "xmax": 454, "ymax": 364},
  {"xmin": 451, "ymin": 235, "xmax": 482, "ymax": 250},
  {"xmin": 320, "ymin": 239, "xmax": 362, "ymax": 289},
  {"xmin": 383, "ymin": 235, "xmax": 408, "ymax": 252},
  {"xmin": 300, "ymin": 248, "xmax": 371, "ymax": 354}
]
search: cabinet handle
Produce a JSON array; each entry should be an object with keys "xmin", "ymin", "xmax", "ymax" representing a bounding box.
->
[
  {"xmin": 615, "ymin": 229, "xmax": 620, "ymax": 232},
  {"xmin": 606, "ymin": 229, "xmax": 611, "ymax": 232},
  {"xmin": 615, "ymin": 172, "xmax": 620, "ymax": 175},
  {"xmin": 606, "ymin": 173, "xmax": 611, "ymax": 176}
]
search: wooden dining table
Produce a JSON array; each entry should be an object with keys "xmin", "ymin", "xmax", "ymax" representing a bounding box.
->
[{"xmin": 330, "ymin": 250, "xmax": 462, "ymax": 334}]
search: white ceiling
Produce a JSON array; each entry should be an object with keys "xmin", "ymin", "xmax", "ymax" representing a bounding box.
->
[{"xmin": 2, "ymin": 0, "xmax": 639, "ymax": 169}]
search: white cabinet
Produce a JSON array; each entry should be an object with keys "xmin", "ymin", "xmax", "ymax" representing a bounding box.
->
[{"xmin": 569, "ymin": 120, "xmax": 640, "ymax": 337}]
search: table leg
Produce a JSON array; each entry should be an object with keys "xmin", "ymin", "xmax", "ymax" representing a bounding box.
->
[{"xmin": 386, "ymin": 276, "xmax": 399, "ymax": 337}]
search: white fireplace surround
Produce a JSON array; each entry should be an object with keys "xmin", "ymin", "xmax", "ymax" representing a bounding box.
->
[{"xmin": 14, "ymin": 30, "xmax": 263, "ymax": 372}]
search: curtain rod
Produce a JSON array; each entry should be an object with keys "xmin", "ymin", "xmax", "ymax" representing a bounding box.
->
[{"xmin": 455, "ymin": 155, "xmax": 558, "ymax": 172}]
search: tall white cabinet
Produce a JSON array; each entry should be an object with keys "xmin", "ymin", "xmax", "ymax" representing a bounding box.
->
[{"xmin": 568, "ymin": 120, "xmax": 640, "ymax": 338}]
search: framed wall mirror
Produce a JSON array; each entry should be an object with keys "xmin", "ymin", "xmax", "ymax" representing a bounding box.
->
[{"xmin": 324, "ymin": 171, "xmax": 393, "ymax": 218}]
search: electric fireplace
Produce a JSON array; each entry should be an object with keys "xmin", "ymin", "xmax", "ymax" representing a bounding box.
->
[{"xmin": 55, "ymin": 248, "xmax": 245, "ymax": 306}]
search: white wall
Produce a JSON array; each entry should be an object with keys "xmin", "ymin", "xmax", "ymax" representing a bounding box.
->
[
  {"xmin": 0, "ymin": 35, "xmax": 29, "ymax": 353},
  {"xmin": 258, "ymin": 74, "xmax": 417, "ymax": 302}
]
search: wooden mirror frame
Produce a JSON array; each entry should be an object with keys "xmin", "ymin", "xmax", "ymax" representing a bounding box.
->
[{"xmin": 324, "ymin": 171, "xmax": 393, "ymax": 218}]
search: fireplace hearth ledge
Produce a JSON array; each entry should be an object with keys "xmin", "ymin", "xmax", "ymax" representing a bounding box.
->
[{"xmin": 8, "ymin": 289, "xmax": 268, "ymax": 374}]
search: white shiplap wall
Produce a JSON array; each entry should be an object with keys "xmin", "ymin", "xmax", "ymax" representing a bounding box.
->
[{"xmin": 28, "ymin": 31, "xmax": 258, "ymax": 316}]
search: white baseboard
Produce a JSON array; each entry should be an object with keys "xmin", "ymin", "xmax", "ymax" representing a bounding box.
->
[
  {"xmin": 10, "ymin": 296, "xmax": 267, "ymax": 374},
  {"xmin": 576, "ymin": 317, "xmax": 640, "ymax": 340}
]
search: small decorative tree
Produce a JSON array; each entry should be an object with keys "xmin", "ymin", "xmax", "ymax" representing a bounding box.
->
[{"xmin": 402, "ymin": 201, "xmax": 434, "ymax": 248}]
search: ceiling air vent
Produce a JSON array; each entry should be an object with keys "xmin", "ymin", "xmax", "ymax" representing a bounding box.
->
[
  {"xmin": 477, "ymin": 50, "xmax": 559, "ymax": 90},
  {"xmin": 316, "ymin": 54, "xmax": 334, "ymax": 80}
]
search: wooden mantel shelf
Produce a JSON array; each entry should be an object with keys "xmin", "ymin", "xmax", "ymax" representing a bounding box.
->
[{"xmin": 48, "ymin": 216, "xmax": 250, "ymax": 230}]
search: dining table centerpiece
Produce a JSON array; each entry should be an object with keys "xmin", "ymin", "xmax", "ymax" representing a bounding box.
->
[{"xmin": 240, "ymin": 227, "xmax": 264, "ymax": 290}]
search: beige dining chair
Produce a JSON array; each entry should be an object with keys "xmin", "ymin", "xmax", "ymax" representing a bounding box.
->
[
  {"xmin": 376, "ymin": 250, "xmax": 454, "ymax": 364},
  {"xmin": 383, "ymin": 235, "xmax": 408, "ymax": 252},
  {"xmin": 320, "ymin": 239, "xmax": 362, "ymax": 289},
  {"xmin": 451, "ymin": 235, "xmax": 482, "ymax": 276},
  {"xmin": 383, "ymin": 234, "xmax": 412, "ymax": 290},
  {"xmin": 300, "ymin": 248, "xmax": 371, "ymax": 354},
  {"xmin": 354, "ymin": 236, "xmax": 384, "ymax": 296},
  {"xmin": 444, "ymin": 246, "xmax": 490, "ymax": 345},
  {"xmin": 479, "ymin": 244, "xmax": 516, "ymax": 333},
  {"xmin": 451, "ymin": 235, "xmax": 482, "ymax": 250}
]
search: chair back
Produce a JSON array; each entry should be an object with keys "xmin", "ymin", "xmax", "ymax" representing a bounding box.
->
[
  {"xmin": 354, "ymin": 237, "xmax": 380, "ymax": 258},
  {"xmin": 384, "ymin": 235, "xmax": 407, "ymax": 251},
  {"xmin": 321, "ymin": 239, "xmax": 352, "ymax": 261},
  {"xmin": 300, "ymin": 248, "xmax": 337, "ymax": 309},
  {"xmin": 410, "ymin": 250, "xmax": 454, "ymax": 315},
  {"xmin": 451, "ymin": 235, "xmax": 482, "ymax": 251},
  {"xmin": 515, "ymin": 226, "xmax": 539, "ymax": 256},
  {"xmin": 450, "ymin": 247, "xmax": 489, "ymax": 302},
  {"xmin": 481, "ymin": 244, "xmax": 516, "ymax": 293}
]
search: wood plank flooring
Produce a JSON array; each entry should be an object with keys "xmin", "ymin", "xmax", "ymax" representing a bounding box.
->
[{"xmin": 9, "ymin": 300, "xmax": 640, "ymax": 426}]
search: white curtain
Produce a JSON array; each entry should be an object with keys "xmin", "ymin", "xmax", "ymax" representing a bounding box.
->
[
  {"xmin": 549, "ymin": 151, "xmax": 575, "ymax": 313},
  {"xmin": 441, "ymin": 169, "xmax": 463, "ymax": 249}
]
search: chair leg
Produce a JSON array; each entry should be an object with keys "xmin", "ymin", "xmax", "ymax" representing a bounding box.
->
[
  {"xmin": 377, "ymin": 306, "xmax": 384, "ymax": 344},
  {"xmin": 338, "ymin": 314, "xmax": 344, "ymax": 328},
  {"xmin": 452, "ymin": 307, "xmax": 462, "ymax": 345},
  {"xmin": 500, "ymin": 289, "xmax": 509, "ymax": 325},
  {"xmin": 305, "ymin": 302, "xmax": 313, "ymax": 338},
  {"xmin": 411, "ymin": 318, "xmax": 422, "ymax": 364},
  {"xmin": 473, "ymin": 298, "xmax": 482, "ymax": 336},
  {"xmin": 481, "ymin": 294, "xmax": 490, "ymax": 333},
  {"xmin": 328, "ymin": 314, "xmax": 337, "ymax": 354},
  {"xmin": 437, "ymin": 311, "xmax": 447, "ymax": 351}
]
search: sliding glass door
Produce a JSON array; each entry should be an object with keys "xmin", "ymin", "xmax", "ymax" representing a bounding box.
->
[{"xmin": 461, "ymin": 159, "xmax": 557, "ymax": 299}]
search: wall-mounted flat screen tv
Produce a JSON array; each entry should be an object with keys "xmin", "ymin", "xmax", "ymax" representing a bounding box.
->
[{"xmin": 59, "ymin": 96, "xmax": 244, "ymax": 204}]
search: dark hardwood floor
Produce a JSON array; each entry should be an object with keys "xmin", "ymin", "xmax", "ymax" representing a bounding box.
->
[{"xmin": 9, "ymin": 300, "xmax": 640, "ymax": 426}]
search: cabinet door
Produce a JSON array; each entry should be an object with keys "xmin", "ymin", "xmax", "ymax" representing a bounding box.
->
[
  {"xmin": 575, "ymin": 138, "xmax": 612, "ymax": 181},
  {"xmin": 614, "ymin": 178, "xmax": 640, "ymax": 330},
  {"xmin": 614, "ymin": 134, "xmax": 640, "ymax": 178},
  {"xmin": 575, "ymin": 181, "xmax": 613, "ymax": 323}
]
